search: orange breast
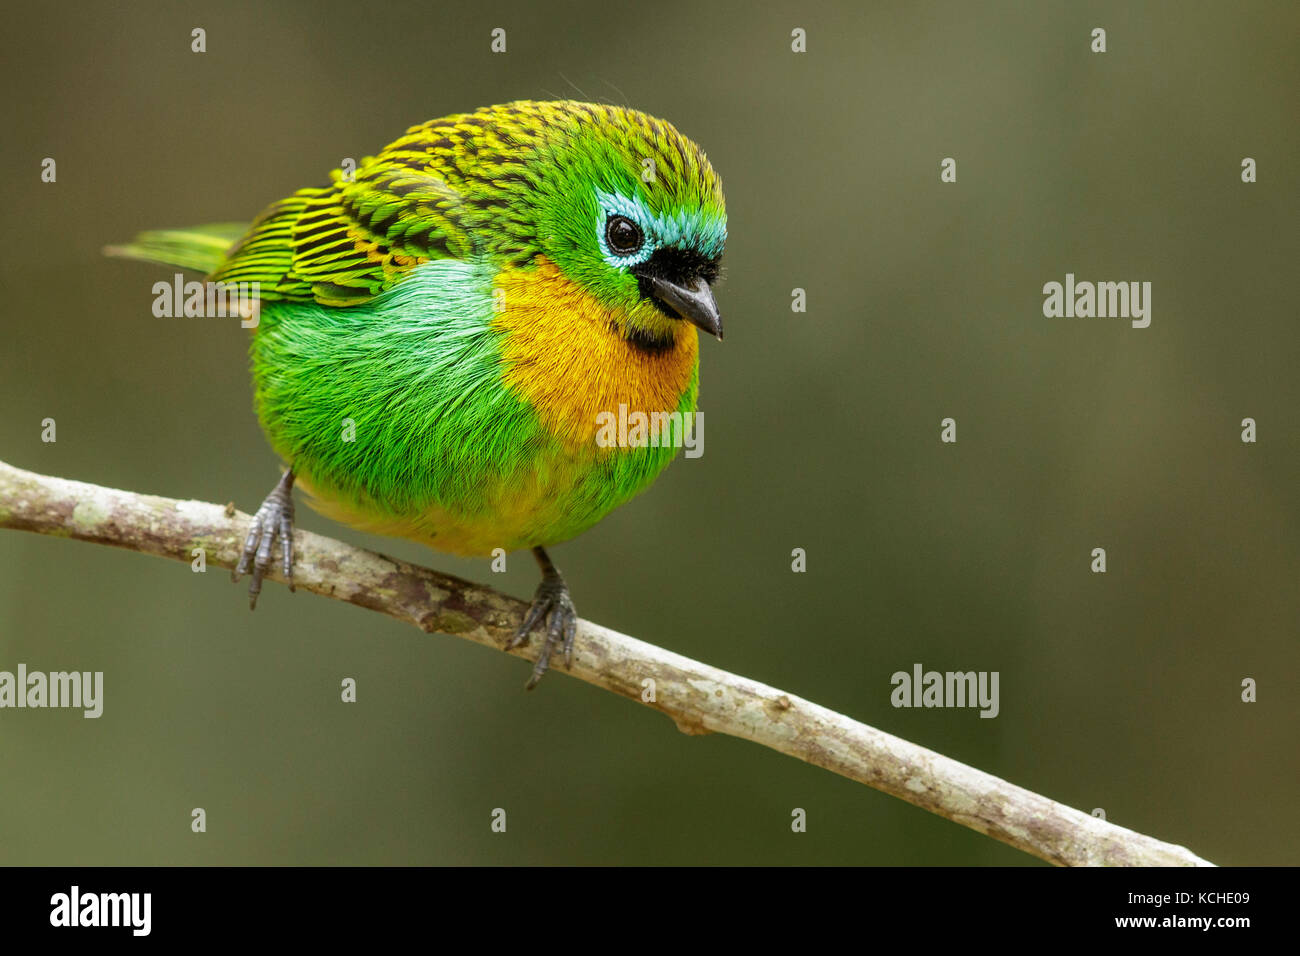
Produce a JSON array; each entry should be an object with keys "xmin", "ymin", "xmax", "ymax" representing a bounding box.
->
[{"xmin": 490, "ymin": 257, "xmax": 699, "ymax": 449}]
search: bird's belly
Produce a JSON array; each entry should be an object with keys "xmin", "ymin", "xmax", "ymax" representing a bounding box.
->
[
  {"xmin": 295, "ymin": 480, "xmax": 532, "ymax": 556},
  {"xmin": 295, "ymin": 443, "xmax": 662, "ymax": 557}
]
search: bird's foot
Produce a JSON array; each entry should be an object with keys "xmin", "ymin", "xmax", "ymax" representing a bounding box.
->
[
  {"xmin": 231, "ymin": 468, "xmax": 296, "ymax": 610},
  {"xmin": 506, "ymin": 547, "xmax": 578, "ymax": 690}
]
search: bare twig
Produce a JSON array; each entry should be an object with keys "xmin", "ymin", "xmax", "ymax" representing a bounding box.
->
[{"xmin": 0, "ymin": 458, "xmax": 1214, "ymax": 866}]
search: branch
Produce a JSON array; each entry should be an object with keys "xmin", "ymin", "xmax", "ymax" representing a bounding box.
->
[{"xmin": 0, "ymin": 458, "xmax": 1214, "ymax": 867}]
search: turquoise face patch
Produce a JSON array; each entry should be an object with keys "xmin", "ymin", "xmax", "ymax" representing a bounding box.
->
[{"xmin": 594, "ymin": 189, "xmax": 727, "ymax": 269}]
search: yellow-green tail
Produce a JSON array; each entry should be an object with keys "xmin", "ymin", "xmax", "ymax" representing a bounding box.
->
[{"xmin": 103, "ymin": 222, "xmax": 249, "ymax": 274}]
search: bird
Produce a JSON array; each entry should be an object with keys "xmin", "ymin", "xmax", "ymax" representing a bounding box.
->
[{"xmin": 107, "ymin": 100, "xmax": 727, "ymax": 688}]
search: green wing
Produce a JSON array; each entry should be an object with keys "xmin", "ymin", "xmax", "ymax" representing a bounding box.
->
[
  {"xmin": 169, "ymin": 108, "xmax": 550, "ymax": 306},
  {"xmin": 211, "ymin": 157, "xmax": 476, "ymax": 307}
]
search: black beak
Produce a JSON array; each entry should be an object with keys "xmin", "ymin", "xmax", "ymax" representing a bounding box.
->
[{"xmin": 645, "ymin": 274, "xmax": 723, "ymax": 341}]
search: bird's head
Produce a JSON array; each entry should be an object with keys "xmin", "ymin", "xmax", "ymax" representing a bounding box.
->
[{"xmin": 501, "ymin": 102, "xmax": 727, "ymax": 350}]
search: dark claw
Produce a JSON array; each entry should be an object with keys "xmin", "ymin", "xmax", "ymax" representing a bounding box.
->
[
  {"xmin": 232, "ymin": 469, "xmax": 295, "ymax": 610},
  {"xmin": 505, "ymin": 598, "xmax": 549, "ymax": 650},
  {"xmin": 508, "ymin": 546, "xmax": 578, "ymax": 690}
]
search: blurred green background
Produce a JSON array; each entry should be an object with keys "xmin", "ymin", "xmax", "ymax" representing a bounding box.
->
[{"xmin": 1, "ymin": 0, "xmax": 1297, "ymax": 865}]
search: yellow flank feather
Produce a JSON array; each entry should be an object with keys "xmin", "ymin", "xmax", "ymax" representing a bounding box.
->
[
  {"xmin": 492, "ymin": 257, "xmax": 699, "ymax": 448},
  {"xmin": 295, "ymin": 469, "xmax": 559, "ymax": 557}
]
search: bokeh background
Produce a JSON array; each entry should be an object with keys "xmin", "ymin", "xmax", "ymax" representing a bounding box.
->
[{"xmin": 1, "ymin": 0, "xmax": 1296, "ymax": 865}]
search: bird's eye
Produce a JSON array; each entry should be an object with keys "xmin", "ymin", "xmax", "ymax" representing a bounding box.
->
[{"xmin": 605, "ymin": 215, "xmax": 644, "ymax": 255}]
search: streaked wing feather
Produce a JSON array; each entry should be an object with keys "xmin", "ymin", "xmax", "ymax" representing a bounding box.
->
[{"xmin": 211, "ymin": 163, "xmax": 469, "ymax": 306}]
